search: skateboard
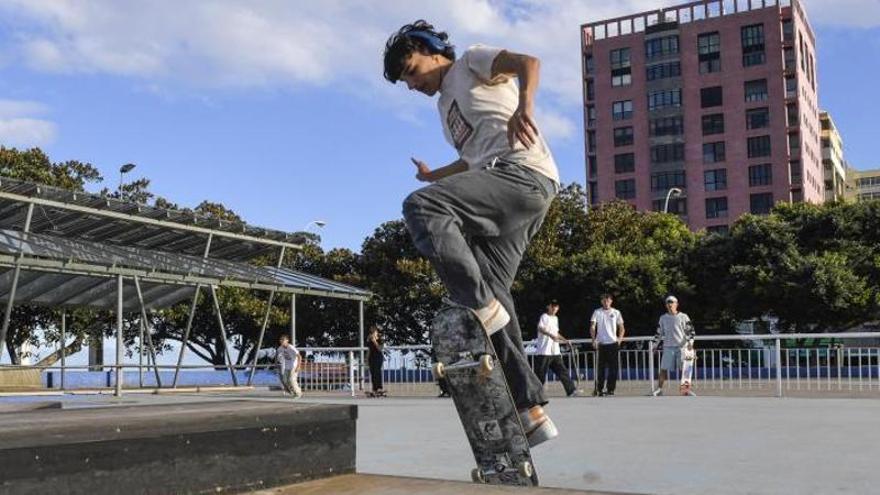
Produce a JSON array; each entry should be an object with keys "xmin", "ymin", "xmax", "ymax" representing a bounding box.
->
[
  {"xmin": 430, "ymin": 306, "xmax": 538, "ymax": 486},
  {"xmin": 679, "ymin": 346, "xmax": 696, "ymax": 396},
  {"xmin": 365, "ymin": 390, "xmax": 387, "ymax": 398}
]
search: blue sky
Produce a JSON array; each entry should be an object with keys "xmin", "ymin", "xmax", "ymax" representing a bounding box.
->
[{"xmin": 1, "ymin": 0, "xmax": 878, "ymax": 252}]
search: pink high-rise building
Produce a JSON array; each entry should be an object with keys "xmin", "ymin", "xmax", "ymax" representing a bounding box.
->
[{"xmin": 581, "ymin": 0, "xmax": 822, "ymax": 232}]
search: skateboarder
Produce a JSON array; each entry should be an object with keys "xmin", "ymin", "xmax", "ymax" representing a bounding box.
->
[
  {"xmin": 533, "ymin": 300, "xmax": 578, "ymax": 397},
  {"xmin": 384, "ymin": 20, "xmax": 560, "ymax": 446},
  {"xmin": 276, "ymin": 334, "xmax": 302, "ymax": 398},
  {"xmin": 589, "ymin": 294, "xmax": 625, "ymax": 396},
  {"xmin": 652, "ymin": 295, "xmax": 695, "ymax": 396}
]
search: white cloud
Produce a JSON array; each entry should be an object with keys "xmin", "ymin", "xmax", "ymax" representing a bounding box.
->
[
  {"xmin": 0, "ymin": 99, "xmax": 57, "ymax": 147},
  {"xmin": 0, "ymin": 0, "xmax": 875, "ymax": 143}
]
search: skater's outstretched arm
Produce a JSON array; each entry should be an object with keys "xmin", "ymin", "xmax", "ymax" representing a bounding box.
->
[{"xmin": 411, "ymin": 157, "xmax": 469, "ymax": 182}]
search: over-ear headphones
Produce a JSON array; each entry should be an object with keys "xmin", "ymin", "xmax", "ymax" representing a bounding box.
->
[{"xmin": 405, "ymin": 30, "xmax": 450, "ymax": 53}]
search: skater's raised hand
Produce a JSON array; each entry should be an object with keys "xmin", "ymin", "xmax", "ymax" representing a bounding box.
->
[
  {"xmin": 411, "ymin": 157, "xmax": 432, "ymax": 182},
  {"xmin": 507, "ymin": 103, "xmax": 539, "ymax": 150}
]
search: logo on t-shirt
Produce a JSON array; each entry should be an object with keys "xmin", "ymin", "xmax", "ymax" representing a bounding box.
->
[{"xmin": 446, "ymin": 100, "xmax": 473, "ymax": 151}]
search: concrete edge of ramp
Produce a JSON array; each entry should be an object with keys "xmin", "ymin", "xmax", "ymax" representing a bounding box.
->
[{"xmin": 250, "ymin": 473, "xmax": 652, "ymax": 495}]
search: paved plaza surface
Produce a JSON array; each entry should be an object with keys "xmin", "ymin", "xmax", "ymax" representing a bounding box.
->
[{"xmin": 2, "ymin": 390, "xmax": 878, "ymax": 494}]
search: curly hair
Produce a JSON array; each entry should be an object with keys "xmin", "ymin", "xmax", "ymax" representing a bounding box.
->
[{"xmin": 383, "ymin": 20, "xmax": 456, "ymax": 83}]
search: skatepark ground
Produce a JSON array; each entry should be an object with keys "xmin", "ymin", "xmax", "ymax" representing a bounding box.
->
[{"xmin": 2, "ymin": 390, "xmax": 878, "ymax": 494}]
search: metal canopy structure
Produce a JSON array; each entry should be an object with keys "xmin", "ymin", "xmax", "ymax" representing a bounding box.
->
[
  {"xmin": 0, "ymin": 176, "xmax": 371, "ymax": 394},
  {"xmin": 0, "ymin": 176, "xmax": 305, "ymax": 261}
]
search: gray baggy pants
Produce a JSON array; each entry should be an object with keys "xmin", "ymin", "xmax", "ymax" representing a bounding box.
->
[{"xmin": 403, "ymin": 162, "xmax": 557, "ymax": 410}]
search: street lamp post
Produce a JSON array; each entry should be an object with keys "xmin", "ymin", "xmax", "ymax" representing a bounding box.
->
[
  {"xmin": 118, "ymin": 163, "xmax": 136, "ymax": 195},
  {"xmin": 303, "ymin": 220, "xmax": 327, "ymax": 232},
  {"xmin": 663, "ymin": 187, "xmax": 683, "ymax": 214}
]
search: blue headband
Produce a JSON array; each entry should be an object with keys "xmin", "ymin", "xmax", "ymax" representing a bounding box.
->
[{"xmin": 405, "ymin": 30, "xmax": 449, "ymax": 53}]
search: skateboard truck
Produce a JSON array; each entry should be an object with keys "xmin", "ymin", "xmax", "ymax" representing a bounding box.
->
[
  {"xmin": 471, "ymin": 460, "xmax": 533, "ymax": 484},
  {"xmin": 432, "ymin": 355, "xmax": 494, "ymax": 380}
]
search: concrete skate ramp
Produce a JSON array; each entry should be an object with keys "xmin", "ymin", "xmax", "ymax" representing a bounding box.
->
[
  {"xmin": 0, "ymin": 400, "xmax": 356, "ymax": 494},
  {"xmin": 255, "ymin": 473, "xmax": 646, "ymax": 495}
]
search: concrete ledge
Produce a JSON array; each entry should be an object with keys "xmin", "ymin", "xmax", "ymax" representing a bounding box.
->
[
  {"xmin": 0, "ymin": 366, "xmax": 42, "ymax": 391},
  {"xmin": 0, "ymin": 400, "xmax": 357, "ymax": 494}
]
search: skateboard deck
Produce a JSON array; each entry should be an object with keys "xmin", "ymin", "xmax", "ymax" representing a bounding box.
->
[
  {"xmin": 680, "ymin": 346, "xmax": 696, "ymax": 395},
  {"xmin": 430, "ymin": 306, "xmax": 538, "ymax": 486},
  {"xmin": 365, "ymin": 390, "xmax": 387, "ymax": 398}
]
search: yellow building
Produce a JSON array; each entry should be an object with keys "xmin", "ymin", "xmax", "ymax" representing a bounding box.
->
[
  {"xmin": 848, "ymin": 167, "xmax": 880, "ymax": 202},
  {"xmin": 820, "ymin": 112, "xmax": 847, "ymax": 202}
]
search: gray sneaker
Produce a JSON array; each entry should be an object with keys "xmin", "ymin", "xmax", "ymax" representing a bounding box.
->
[
  {"xmin": 518, "ymin": 405, "xmax": 559, "ymax": 448},
  {"xmin": 651, "ymin": 388, "xmax": 663, "ymax": 397}
]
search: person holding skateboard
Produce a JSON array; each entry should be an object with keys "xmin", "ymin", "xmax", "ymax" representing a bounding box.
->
[
  {"xmin": 652, "ymin": 295, "xmax": 696, "ymax": 396},
  {"xmin": 383, "ymin": 20, "xmax": 560, "ymax": 446},
  {"xmin": 590, "ymin": 293, "xmax": 625, "ymax": 396},
  {"xmin": 534, "ymin": 300, "xmax": 579, "ymax": 397},
  {"xmin": 276, "ymin": 334, "xmax": 302, "ymax": 398}
]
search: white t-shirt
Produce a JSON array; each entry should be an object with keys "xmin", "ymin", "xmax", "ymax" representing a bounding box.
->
[
  {"xmin": 535, "ymin": 313, "xmax": 561, "ymax": 356},
  {"xmin": 437, "ymin": 45, "xmax": 560, "ymax": 184},
  {"xmin": 591, "ymin": 308, "xmax": 624, "ymax": 344},
  {"xmin": 276, "ymin": 344, "xmax": 299, "ymax": 372}
]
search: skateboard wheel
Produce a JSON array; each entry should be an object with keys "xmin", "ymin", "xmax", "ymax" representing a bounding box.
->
[
  {"xmin": 471, "ymin": 468, "xmax": 486, "ymax": 483},
  {"xmin": 517, "ymin": 461, "xmax": 533, "ymax": 478},
  {"xmin": 432, "ymin": 362, "xmax": 446, "ymax": 380},
  {"xmin": 479, "ymin": 355, "xmax": 494, "ymax": 374}
]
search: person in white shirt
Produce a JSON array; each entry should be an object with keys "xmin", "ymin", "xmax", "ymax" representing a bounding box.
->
[
  {"xmin": 652, "ymin": 295, "xmax": 696, "ymax": 396},
  {"xmin": 384, "ymin": 19, "xmax": 560, "ymax": 447},
  {"xmin": 589, "ymin": 294, "xmax": 625, "ymax": 396},
  {"xmin": 533, "ymin": 300, "xmax": 578, "ymax": 397},
  {"xmin": 276, "ymin": 334, "xmax": 302, "ymax": 398}
]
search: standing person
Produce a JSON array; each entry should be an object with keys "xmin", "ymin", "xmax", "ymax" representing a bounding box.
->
[
  {"xmin": 276, "ymin": 334, "xmax": 302, "ymax": 398},
  {"xmin": 367, "ymin": 325, "xmax": 386, "ymax": 396},
  {"xmin": 533, "ymin": 300, "xmax": 579, "ymax": 397},
  {"xmin": 653, "ymin": 295, "xmax": 696, "ymax": 396},
  {"xmin": 384, "ymin": 20, "xmax": 560, "ymax": 446},
  {"xmin": 590, "ymin": 294, "xmax": 625, "ymax": 396}
]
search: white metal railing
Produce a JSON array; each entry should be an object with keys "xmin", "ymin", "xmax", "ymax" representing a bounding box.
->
[{"xmin": 3, "ymin": 333, "xmax": 878, "ymax": 398}]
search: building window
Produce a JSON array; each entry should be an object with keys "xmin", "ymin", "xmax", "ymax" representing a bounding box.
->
[
  {"xmin": 650, "ymin": 116, "xmax": 684, "ymax": 137},
  {"xmin": 615, "ymin": 179, "xmax": 636, "ymax": 199},
  {"xmin": 651, "ymin": 171, "xmax": 686, "ymax": 191},
  {"xmin": 702, "ymin": 113, "xmax": 725, "ymax": 135},
  {"xmin": 706, "ymin": 225, "xmax": 729, "ymax": 235},
  {"xmin": 645, "ymin": 35, "xmax": 679, "ymax": 60},
  {"xmin": 705, "ymin": 197, "xmax": 729, "ymax": 218},
  {"xmin": 701, "ymin": 86, "xmax": 723, "ymax": 108},
  {"xmin": 651, "ymin": 143, "xmax": 685, "ymax": 164},
  {"xmin": 785, "ymin": 75, "xmax": 797, "ymax": 97},
  {"xmin": 704, "ymin": 169, "xmax": 727, "ymax": 191},
  {"xmin": 589, "ymin": 181, "xmax": 598, "ymax": 205},
  {"xmin": 703, "ymin": 142, "xmax": 726, "ymax": 163},
  {"xmin": 646, "ymin": 61, "xmax": 682, "ymax": 81},
  {"xmin": 585, "ymin": 54, "xmax": 595, "ymax": 74},
  {"xmin": 746, "ymin": 107, "xmax": 770, "ymax": 130},
  {"xmin": 586, "ymin": 79, "xmax": 595, "ymax": 101},
  {"xmin": 789, "ymin": 132, "xmax": 800, "ymax": 153},
  {"xmin": 614, "ymin": 127, "xmax": 634, "ymax": 147},
  {"xmin": 749, "ymin": 163, "xmax": 772, "ymax": 186},
  {"xmin": 587, "ymin": 130, "xmax": 596, "ymax": 153},
  {"xmin": 587, "ymin": 105, "xmax": 597, "ymax": 127},
  {"xmin": 782, "ymin": 19, "xmax": 794, "ymax": 43},
  {"xmin": 787, "ymin": 103, "xmax": 798, "ymax": 127},
  {"xmin": 611, "ymin": 48, "xmax": 632, "ymax": 87},
  {"xmin": 745, "ymin": 79, "xmax": 768, "ymax": 102},
  {"xmin": 588, "ymin": 156, "xmax": 597, "ymax": 177},
  {"xmin": 698, "ymin": 32, "xmax": 721, "ymax": 74},
  {"xmin": 613, "ymin": 100, "xmax": 633, "ymax": 120},
  {"xmin": 653, "ymin": 198, "xmax": 688, "ymax": 215},
  {"xmin": 648, "ymin": 89, "xmax": 682, "ymax": 111},
  {"xmin": 789, "ymin": 160, "xmax": 802, "ymax": 183},
  {"xmin": 741, "ymin": 24, "xmax": 766, "ymax": 67},
  {"xmin": 614, "ymin": 153, "xmax": 635, "ymax": 173},
  {"xmin": 750, "ymin": 193, "xmax": 774, "ymax": 214},
  {"xmin": 747, "ymin": 135, "xmax": 771, "ymax": 158}
]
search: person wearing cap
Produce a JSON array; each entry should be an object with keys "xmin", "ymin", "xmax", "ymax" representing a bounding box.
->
[
  {"xmin": 589, "ymin": 293, "xmax": 625, "ymax": 396},
  {"xmin": 652, "ymin": 295, "xmax": 695, "ymax": 396},
  {"xmin": 533, "ymin": 300, "xmax": 579, "ymax": 397}
]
